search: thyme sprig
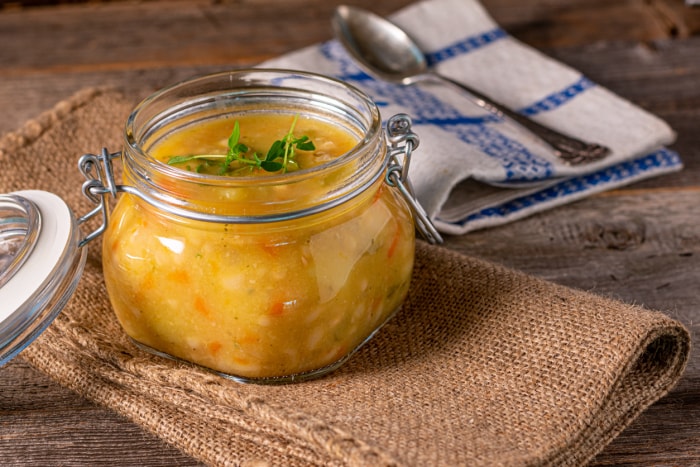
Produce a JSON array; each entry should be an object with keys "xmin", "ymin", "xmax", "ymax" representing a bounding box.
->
[{"xmin": 167, "ymin": 115, "xmax": 315, "ymax": 175}]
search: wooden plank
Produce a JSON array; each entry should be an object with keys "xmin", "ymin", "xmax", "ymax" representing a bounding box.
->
[
  {"xmin": 0, "ymin": 65, "xmax": 230, "ymax": 135},
  {"xmin": 491, "ymin": 0, "xmax": 670, "ymax": 46},
  {"xmin": 0, "ymin": 0, "xmax": 413, "ymax": 74},
  {"xmin": 486, "ymin": 0, "xmax": 700, "ymax": 43},
  {"xmin": 651, "ymin": 0, "xmax": 700, "ymax": 37},
  {"xmin": 0, "ymin": 359, "xmax": 203, "ymax": 466},
  {"xmin": 3, "ymin": 0, "xmax": 700, "ymax": 77},
  {"xmin": 445, "ymin": 190, "xmax": 700, "ymax": 314},
  {"xmin": 593, "ymin": 379, "xmax": 700, "ymax": 465}
]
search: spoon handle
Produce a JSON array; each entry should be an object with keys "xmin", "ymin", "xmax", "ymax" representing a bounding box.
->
[{"xmin": 430, "ymin": 73, "xmax": 611, "ymax": 165}]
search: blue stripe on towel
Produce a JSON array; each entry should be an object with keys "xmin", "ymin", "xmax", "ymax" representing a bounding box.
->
[
  {"xmin": 425, "ymin": 28, "xmax": 508, "ymax": 66},
  {"xmin": 441, "ymin": 123, "xmax": 555, "ymax": 180},
  {"xmin": 440, "ymin": 148, "xmax": 682, "ymax": 227},
  {"xmin": 519, "ymin": 77, "xmax": 596, "ymax": 115}
]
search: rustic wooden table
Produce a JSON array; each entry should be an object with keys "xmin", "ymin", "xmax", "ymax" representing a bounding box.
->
[{"xmin": 1, "ymin": 0, "xmax": 699, "ymax": 465}]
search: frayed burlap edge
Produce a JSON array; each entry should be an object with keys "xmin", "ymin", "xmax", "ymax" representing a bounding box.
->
[{"xmin": 0, "ymin": 87, "xmax": 106, "ymax": 153}]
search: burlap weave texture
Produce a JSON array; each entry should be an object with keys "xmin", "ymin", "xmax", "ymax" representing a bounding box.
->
[{"xmin": 0, "ymin": 89, "xmax": 690, "ymax": 466}]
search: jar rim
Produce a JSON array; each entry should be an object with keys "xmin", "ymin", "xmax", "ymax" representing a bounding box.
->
[{"xmin": 124, "ymin": 68, "xmax": 384, "ymax": 188}]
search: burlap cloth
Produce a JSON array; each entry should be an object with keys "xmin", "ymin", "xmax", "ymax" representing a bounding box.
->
[{"xmin": 0, "ymin": 88, "xmax": 691, "ymax": 466}]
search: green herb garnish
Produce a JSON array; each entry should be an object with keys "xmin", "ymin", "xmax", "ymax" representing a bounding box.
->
[{"xmin": 167, "ymin": 115, "xmax": 315, "ymax": 175}]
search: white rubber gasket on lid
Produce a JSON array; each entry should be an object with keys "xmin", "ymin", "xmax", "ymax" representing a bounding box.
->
[{"xmin": 0, "ymin": 190, "xmax": 75, "ymax": 326}]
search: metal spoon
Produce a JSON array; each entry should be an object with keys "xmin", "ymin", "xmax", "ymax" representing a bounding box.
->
[{"xmin": 332, "ymin": 5, "xmax": 610, "ymax": 165}]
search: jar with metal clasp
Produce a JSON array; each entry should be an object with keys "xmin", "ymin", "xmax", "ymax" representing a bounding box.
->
[{"xmin": 0, "ymin": 69, "xmax": 441, "ymax": 384}]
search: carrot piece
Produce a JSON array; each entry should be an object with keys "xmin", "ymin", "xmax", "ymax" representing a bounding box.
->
[
  {"xmin": 260, "ymin": 242, "xmax": 279, "ymax": 257},
  {"xmin": 387, "ymin": 221, "xmax": 402, "ymax": 259},
  {"xmin": 232, "ymin": 355, "xmax": 251, "ymax": 366},
  {"xmin": 167, "ymin": 269, "xmax": 189, "ymax": 284},
  {"xmin": 372, "ymin": 184, "xmax": 384, "ymax": 204},
  {"xmin": 207, "ymin": 341, "xmax": 222, "ymax": 355},
  {"xmin": 134, "ymin": 272, "xmax": 155, "ymax": 304},
  {"xmin": 194, "ymin": 296, "xmax": 210, "ymax": 318},
  {"xmin": 238, "ymin": 333, "xmax": 259, "ymax": 346},
  {"xmin": 269, "ymin": 301, "xmax": 285, "ymax": 316}
]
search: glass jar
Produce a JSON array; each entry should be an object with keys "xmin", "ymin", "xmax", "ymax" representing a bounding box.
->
[
  {"xmin": 0, "ymin": 69, "xmax": 440, "ymax": 383},
  {"xmin": 96, "ymin": 69, "xmax": 440, "ymax": 383}
]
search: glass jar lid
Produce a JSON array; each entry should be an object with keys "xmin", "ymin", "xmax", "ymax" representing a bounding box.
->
[{"xmin": 0, "ymin": 190, "xmax": 86, "ymax": 365}]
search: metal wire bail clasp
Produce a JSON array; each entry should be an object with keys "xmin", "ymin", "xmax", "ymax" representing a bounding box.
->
[
  {"xmin": 385, "ymin": 114, "xmax": 443, "ymax": 244},
  {"xmin": 77, "ymin": 148, "xmax": 121, "ymax": 247}
]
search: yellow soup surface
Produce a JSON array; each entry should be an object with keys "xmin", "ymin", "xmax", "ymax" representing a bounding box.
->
[
  {"xmin": 154, "ymin": 113, "xmax": 358, "ymax": 176},
  {"xmin": 102, "ymin": 112, "xmax": 415, "ymax": 380}
]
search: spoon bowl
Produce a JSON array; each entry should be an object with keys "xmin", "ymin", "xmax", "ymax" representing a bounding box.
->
[
  {"xmin": 333, "ymin": 5, "xmax": 427, "ymax": 83},
  {"xmin": 332, "ymin": 5, "xmax": 611, "ymax": 165}
]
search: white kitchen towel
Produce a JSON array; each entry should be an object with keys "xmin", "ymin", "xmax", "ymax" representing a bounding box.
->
[{"xmin": 263, "ymin": 0, "xmax": 680, "ymax": 234}]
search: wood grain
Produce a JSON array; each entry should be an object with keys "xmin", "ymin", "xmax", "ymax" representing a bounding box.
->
[{"xmin": 0, "ymin": 0, "xmax": 699, "ymax": 465}]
